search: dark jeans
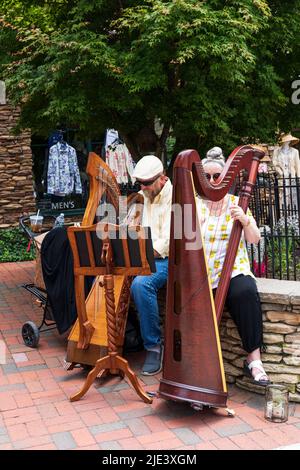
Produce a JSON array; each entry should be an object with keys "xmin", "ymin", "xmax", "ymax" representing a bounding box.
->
[
  {"xmin": 130, "ymin": 258, "xmax": 168, "ymax": 350},
  {"xmin": 225, "ymin": 274, "xmax": 263, "ymax": 353}
]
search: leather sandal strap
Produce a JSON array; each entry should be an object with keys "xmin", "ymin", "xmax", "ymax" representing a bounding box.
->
[
  {"xmin": 247, "ymin": 360, "xmax": 268, "ymax": 380},
  {"xmin": 247, "ymin": 360, "xmax": 264, "ymax": 372},
  {"xmin": 253, "ymin": 371, "xmax": 266, "ymax": 382}
]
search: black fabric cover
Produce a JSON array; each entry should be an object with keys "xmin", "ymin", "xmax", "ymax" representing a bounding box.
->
[{"xmin": 41, "ymin": 227, "xmax": 77, "ymax": 334}]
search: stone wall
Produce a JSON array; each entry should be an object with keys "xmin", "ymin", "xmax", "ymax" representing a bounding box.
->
[
  {"xmin": 0, "ymin": 104, "xmax": 35, "ymax": 228},
  {"xmin": 220, "ymin": 278, "xmax": 300, "ymax": 402}
]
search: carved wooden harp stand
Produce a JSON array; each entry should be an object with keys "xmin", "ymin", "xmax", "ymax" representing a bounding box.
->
[
  {"xmin": 68, "ymin": 223, "xmax": 154, "ymax": 404},
  {"xmin": 159, "ymin": 145, "xmax": 264, "ymax": 410}
]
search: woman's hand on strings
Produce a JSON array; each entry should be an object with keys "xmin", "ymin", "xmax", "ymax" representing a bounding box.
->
[
  {"xmin": 229, "ymin": 204, "xmax": 248, "ymax": 226},
  {"xmin": 230, "ymin": 204, "xmax": 260, "ymax": 244}
]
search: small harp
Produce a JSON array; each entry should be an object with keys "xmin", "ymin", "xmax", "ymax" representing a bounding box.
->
[
  {"xmin": 159, "ymin": 145, "xmax": 264, "ymax": 408},
  {"xmin": 66, "ymin": 152, "xmax": 143, "ymax": 367}
]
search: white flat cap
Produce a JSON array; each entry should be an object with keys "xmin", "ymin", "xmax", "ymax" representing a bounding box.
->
[{"xmin": 132, "ymin": 155, "xmax": 163, "ymax": 181}]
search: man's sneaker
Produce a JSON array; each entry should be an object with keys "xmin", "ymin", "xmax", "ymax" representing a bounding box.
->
[{"xmin": 141, "ymin": 347, "xmax": 163, "ymax": 376}]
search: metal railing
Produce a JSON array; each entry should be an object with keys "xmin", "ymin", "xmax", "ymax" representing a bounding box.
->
[{"xmin": 244, "ymin": 173, "xmax": 300, "ymax": 281}]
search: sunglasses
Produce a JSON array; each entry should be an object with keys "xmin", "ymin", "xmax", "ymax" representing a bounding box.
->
[
  {"xmin": 205, "ymin": 173, "xmax": 221, "ymax": 182},
  {"xmin": 136, "ymin": 176, "xmax": 159, "ymax": 187}
]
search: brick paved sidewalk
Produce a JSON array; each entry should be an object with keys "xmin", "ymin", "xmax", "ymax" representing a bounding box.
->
[{"xmin": 0, "ymin": 261, "xmax": 300, "ymax": 450}]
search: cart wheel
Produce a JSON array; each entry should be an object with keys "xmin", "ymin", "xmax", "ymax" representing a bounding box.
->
[{"xmin": 22, "ymin": 321, "xmax": 40, "ymax": 348}]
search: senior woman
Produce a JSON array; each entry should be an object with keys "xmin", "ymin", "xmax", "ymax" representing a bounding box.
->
[{"xmin": 197, "ymin": 158, "xmax": 270, "ymax": 386}]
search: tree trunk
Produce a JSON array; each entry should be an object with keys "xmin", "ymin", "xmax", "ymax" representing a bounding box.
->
[
  {"xmin": 122, "ymin": 125, "xmax": 159, "ymax": 162},
  {"xmin": 122, "ymin": 123, "xmax": 170, "ymax": 165},
  {"xmin": 156, "ymin": 124, "xmax": 170, "ymax": 164}
]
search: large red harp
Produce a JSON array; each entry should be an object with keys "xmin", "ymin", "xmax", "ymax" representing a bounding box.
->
[{"xmin": 158, "ymin": 145, "xmax": 264, "ymax": 408}]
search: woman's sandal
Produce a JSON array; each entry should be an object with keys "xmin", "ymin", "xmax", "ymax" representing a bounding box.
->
[{"xmin": 243, "ymin": 359, "xmax": 271, "ymax": 386}]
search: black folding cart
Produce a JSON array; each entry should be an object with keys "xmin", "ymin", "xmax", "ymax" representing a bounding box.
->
[{"xmin": 19, "ymin": 215, "xmax": 57, "ymax": 348}]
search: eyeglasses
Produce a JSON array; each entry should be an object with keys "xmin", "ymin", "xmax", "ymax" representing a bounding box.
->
[
  {"xmin": 205, "ymin": 173, "xmax": 221, "ymax": 182},
  {"xmin": 136, "ymin": 176, "xmax": 159, "ymax": 187}
]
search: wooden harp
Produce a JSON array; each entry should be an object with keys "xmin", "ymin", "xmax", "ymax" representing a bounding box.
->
[
  {"xmin": 66, "ymin": 152, "xmax": 143, "ymax": 367},
  {"xmin": 159, "ymin": 145, "xmax": 264, "ymax": 408}
]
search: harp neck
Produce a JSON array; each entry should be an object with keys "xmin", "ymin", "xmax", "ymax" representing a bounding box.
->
[
  {"xmin": 82, "ymin": 152, "xmax": 121, "ymax": 226},
  {"xmin": 175, "ymin": 145, "xmax": 264, "ymax": 201}
]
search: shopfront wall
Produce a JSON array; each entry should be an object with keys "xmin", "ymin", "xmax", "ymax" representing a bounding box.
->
[{"xmin": 0, "ymin": 99, "xmax": 36, "ymax": 228}]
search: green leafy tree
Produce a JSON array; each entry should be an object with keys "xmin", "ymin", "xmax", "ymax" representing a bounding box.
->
[{"xmin": 1, "ymin": 0, "xmax": 300, "ymax": 161}]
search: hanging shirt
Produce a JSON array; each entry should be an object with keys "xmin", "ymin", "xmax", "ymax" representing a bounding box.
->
[
  {"xmin": 42, "ymin": 132, "xmax": 64, "ymax": 191},
  {"xmin": 140, "ymin": 179, "xmax": 173, "ymax": 258},
  {"xmin": 196, "ymin": 194, "xmax": 255, "ymax": 288},
  {"xmin": 48, "ymin": 131, "xmax": 64, "ymax": 149},
  {"xmin": 104, "ymin": 128, "xmax": 119, "ymax": 150},
  {"xmin": 47, "ymin": 142, "xmax": 82, "ymax": 196},
  {"xmin": 106, "ymin": 143, "xmax": 135, "ymax": 184}
]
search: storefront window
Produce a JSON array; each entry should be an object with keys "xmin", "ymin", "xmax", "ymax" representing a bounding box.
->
[{"xmin": 31, "ymin": 130, "xmax": 102, "ymax": 215}]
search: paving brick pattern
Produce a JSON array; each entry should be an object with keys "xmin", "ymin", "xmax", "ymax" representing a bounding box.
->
[{"xmin": 0, "ymin": 261, "xmax": 300, "ymax": 450}]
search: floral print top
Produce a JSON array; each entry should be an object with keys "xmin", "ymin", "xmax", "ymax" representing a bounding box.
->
[{"xmin": 196, "ymin": 194, "xmax": 255, "ymax": 288}]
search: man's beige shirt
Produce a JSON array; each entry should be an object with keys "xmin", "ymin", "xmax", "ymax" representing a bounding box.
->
[{"xmin": 141, "ymin": 179, "xmax": 173, "ymax": 258}]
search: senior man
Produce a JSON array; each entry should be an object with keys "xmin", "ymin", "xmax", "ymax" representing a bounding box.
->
[{"xmin": 131, "ymin": 155, "xmax": 172, "ymax": 375}]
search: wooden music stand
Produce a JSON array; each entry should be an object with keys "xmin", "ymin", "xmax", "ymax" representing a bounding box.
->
[
  {"xmin": 66, "ymin": 152, "xmax": 145, "ymax": 368},
  {"xmin": 67, "ymin": 222, "xmax": 156, "ymax": 404}
]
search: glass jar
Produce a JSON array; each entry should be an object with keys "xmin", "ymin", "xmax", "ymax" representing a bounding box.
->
[{"xmin": 265, "ymin": 384, "xmax": 289, "ymax": 423}]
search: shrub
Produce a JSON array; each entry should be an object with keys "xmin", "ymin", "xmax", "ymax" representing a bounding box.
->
[{"xmin": 0, "ymin": 228, "xmax": 35, "ymax": 262}]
